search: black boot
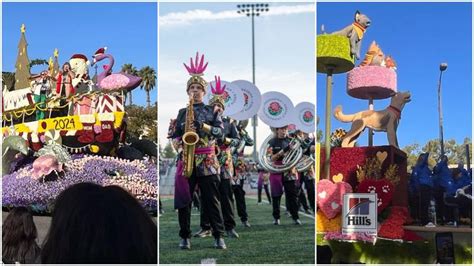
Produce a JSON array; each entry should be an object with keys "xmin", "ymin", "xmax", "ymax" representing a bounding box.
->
[
  {"xmin": 179, "ymin": 238, "xmax": 191, "ymax": 249},
  {"xmin": 226, "ymin": 229, "xmax": 240, "ymax": 238},
  {"xmin": 214, "ymin": 237, "xmax": 227, "ymax": 249}
]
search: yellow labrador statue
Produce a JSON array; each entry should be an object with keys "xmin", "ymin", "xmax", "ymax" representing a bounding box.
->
[{"xmin": 334, "ymin": 91, "xmax": 411, "ymax": 148}]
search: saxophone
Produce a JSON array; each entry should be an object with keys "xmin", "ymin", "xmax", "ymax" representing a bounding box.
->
[{"xmin": 182, "ymin": 93, "xmax": 199, "ymax": 177}]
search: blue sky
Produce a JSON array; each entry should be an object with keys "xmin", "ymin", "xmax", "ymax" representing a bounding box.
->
[
  {"xmin": 317, "ymin": 2, "xmax": 472, "ymax": 148},
  {"xmin": 159, "ymin": 2, "xmax": 315, "ymax": 148},
  {"xmin": 2, "ymin": 2, "xmax": 157, "ymax": 106}
]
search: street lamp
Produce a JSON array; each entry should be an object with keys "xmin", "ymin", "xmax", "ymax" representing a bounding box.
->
[
  {"xmin": 237, "ymin": 3, "xmax": 270, "ymax": 162},
  {"xmin": 437, "ymin": 63, "xmax": 448, "ymax": 158}
]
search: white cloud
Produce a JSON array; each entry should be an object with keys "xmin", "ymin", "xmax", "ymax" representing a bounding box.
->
[{"xmin": 159, "ymin": 4, "xmax": 315, "ymax": 28}]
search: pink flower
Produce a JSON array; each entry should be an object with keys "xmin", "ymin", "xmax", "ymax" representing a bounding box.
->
[{"xmin": 269, "ymin": 102, "xmax": 281, "ymax": 112}]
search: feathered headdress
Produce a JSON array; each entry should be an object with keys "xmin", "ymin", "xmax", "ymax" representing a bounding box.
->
[
  {"xmin": 208, "ymin": 75, "xmax": 227, "ymax": 109},
  {"xmin": 184, "ymin": 52, "xmax": 208, "ymax": 90}
]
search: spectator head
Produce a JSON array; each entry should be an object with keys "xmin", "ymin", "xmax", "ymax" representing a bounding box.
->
[
  {"xmin": 416, "ymin": 153, "xmax": 429, "ymax": 166},
  {"xmin": 451, "ymin": 168, "xmax": 462, "ymax": 180},
  {"xmin": 41, "ymin": 182, "xmax": 157, "ymax": 264},
  {"xmin": 440, "ymin": 155, "xmax": 448, "ymax": 163},
  {"xmin": 2, "ymin": 207, "xmax": 40, "ymax": 264}
]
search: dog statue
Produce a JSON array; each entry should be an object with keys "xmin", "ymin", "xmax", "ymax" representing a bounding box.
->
[
  {"xmin": 334, "ymin": 91, "xmax": 411, "ymax": 148},
  {"xmin": 331, "ymin": 10, "xmax": 371, "ymax": 60}
]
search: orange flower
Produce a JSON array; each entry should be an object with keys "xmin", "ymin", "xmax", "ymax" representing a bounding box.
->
[{"xmin": 317, "ymin": 210, "xmax": 341, "ymax": 233}]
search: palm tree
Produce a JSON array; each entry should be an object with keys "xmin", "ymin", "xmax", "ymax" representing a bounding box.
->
[
  {"xmin": 2, "ymin": 72, "xmax": 16, "ymax": 91},
  {"xmin": 138, "ymin": 66, "xmax": 156, "ymax": 108},
  {"xmin": 29, "ymin": 59, "xmax": 48, "ymax": 68},
  {"xmin": 121, "ymin": 64, "xmax": 138, "ymax": 106}
]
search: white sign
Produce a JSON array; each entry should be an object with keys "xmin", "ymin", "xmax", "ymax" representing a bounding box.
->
[
  {"xmin": 257, "ymin": 91, "xmax": 294, "ymax": 128},
  {"xmin": 342, "ymin": 193, "xmax": 377, "ymax": 236},
  {"xmin": 293, "ymin": 102, "xmax": 315, "ymax": 134},
  {"xmin": 230, "ymin": 80, "xmax": 261, "ymax": 120}
]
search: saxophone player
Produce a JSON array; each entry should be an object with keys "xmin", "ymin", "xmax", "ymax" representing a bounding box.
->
[
  {"xmin": 268, "ymin": 126, "xmax": 302, "ymax": 225},
  {"xmin": 195, "ymin": 76, "xmax": 241, "ymax": 239},
  {"xmin": 169, "ymin": 53, "xmax": 226, "ymax": 250}
]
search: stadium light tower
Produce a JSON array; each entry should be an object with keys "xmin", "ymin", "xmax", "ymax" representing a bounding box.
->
[{"xmin": 237, "ymin": 3, "xmax": 270, "ymax": 162}]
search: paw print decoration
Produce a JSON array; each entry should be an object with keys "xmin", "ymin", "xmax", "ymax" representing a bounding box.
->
[{"xmin": 357, "ymin": 178, "xmax": 395, "ymax": 214}]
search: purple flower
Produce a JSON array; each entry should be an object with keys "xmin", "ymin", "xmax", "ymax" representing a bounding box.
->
[{"xmin": 2, "ymin": 155, "xmax": 157, "ymax": 213}]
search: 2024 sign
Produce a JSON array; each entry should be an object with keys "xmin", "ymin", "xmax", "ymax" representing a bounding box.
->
[{"xmin": 53, "ymin": 117, "xmax": 76, "ymax": 130}]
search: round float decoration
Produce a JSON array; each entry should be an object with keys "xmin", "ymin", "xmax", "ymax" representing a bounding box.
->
[
  {"xmin": 293, "ymin": 102, "xmax": 315, "ymax": 134},
  {"xmin": 317, "ymin": 34, "xmax": 355, "ymax": 74},
  {"xmin": 230, "ymin": 80, "xmax": 261, "ymax": 120},
  {"xmin": 257, "ymin": 91, "xmax": 294, "ymax": 128},
  {"xmin": 347, "ymin": 65, "xmax": 397, "ymax": 99}
]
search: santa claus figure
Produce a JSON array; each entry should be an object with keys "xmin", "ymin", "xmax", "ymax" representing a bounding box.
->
[
  {"xmin": 69, "ymin": 54, "xmax": 91, "ymax": 92},
  {"xmin": 67, "ymin": 54, "xmax": 96, "ymax": 144}
]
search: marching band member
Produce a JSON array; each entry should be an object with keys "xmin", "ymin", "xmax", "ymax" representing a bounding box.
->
[
  {"xmin": 268, "ymin": 126, "xmax": 302, "ymax": 225},
  {"xmin": 257, "ymin": 164, "xmax": 272, "ymax": 205},
  {"xmin": 232, "ymin": 123, "xmax": 253, "ymax": 228},
  {"xmin": 168, "ymin": 53, "xmax": 226, "ymax": 250},
  {"xmin": 194, "ymin": 76, "xmax": 240, "ymax": 239},
  {"xmin": 296, "ymin": 130, "xmax": 316, "ymax": 213}
]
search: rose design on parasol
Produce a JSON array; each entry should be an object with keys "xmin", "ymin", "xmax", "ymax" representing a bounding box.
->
[
  {"xmin": 268, "ymin": 101, "xmax": 283, "ymax": 116},
  {"xmin": 303, "ymin": 111, "xmax": 314, "ymax": 122},
  {"xmin": 223, "ymin": 90, "xmax": 231, "ymax": 104},
  {"xmin": 244, "ymin": 93, "xmax": 249, "ymax": 105}
]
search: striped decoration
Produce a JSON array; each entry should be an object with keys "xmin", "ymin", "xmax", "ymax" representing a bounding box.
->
[{"xmin": 96, "ymin": 95, "xmax": 124, "ymax": 113}]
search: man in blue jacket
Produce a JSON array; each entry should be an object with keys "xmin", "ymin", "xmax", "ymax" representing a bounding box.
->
[
  {"xmin": 433, "ymin": 155, "xmax": 452, "ymax": 224},
  {"xmin": 409, "ymin": 153, "xmax": 434, "ymax": 226},
  {"xmin": 444, "ymin": 165, "xmax": 472, "ymax": 225}
]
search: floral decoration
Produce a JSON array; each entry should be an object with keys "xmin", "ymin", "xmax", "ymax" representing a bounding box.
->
[{"xmin": 2, "ymin": 155, "xmax": 157, "ymax": 213}]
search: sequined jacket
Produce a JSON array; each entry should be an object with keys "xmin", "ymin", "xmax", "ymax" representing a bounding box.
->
[
  {"xmin": 171, "ymin": 103, "xmax": 224, "ymax": 177},
  {"xmin": 216, "ymin": 117, "xmax": 239, "ymax": 179}
]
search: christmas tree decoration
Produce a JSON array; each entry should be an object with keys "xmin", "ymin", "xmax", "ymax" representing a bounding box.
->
[{"xmin": 14, "ymin": 24, "xmax": 31, "ymax": 90}]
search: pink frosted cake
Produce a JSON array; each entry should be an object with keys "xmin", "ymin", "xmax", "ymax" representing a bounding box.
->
[{"xmin": 347, "ymin": 65, "xmax": 397, "ymax": 99}]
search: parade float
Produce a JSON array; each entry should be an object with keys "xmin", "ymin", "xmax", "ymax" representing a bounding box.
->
[
  {"xmin": 2, "ymin": 25, "xmax": 157, "ymax": 214},
  {"xmin": 316, "ymin": 12, "xmax": 471, "ymax": 264}
]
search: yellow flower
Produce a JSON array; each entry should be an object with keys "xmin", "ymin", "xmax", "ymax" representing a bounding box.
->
[{"xmin": 317, "ymin": 210, "xmax": 341, "ymax": 233}]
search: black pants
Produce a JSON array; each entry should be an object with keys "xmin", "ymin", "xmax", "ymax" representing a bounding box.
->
[
  {"xmin": 272, "ymin": 180, "xmax": 299, "ymax": 220},
  {"xmin": 178, "ymin": 173, "xmax": 225, "ymax": 239},
  {"xmin": 304, "ymin": 178, "xmax": 315, "ymax": 212},
  {"xmin": 419, "ymin": 185, "xmax": 432, "ymax": 225},
  {"xmin": 232, "ymin": 181, "xmax": 248, "ymax": 222},
  {"xmin": 201, "ymin": 177, "xmax": 236, "ymax": 231},
  {"xmin": 192, "ymin": 191, "xmax": 200, "ymax": 210},
  {"xmin": 297, "ymin": 180, "xmax": 309, "ymax": 211},
  {"xmin": 433, "ymin": 187, "xmax": 445, "ymax": 223},
  {"xmin": 444, "ymin": 195, "xmax": 472, "ymax": 222},
  {"xmin": 258, "ymin": 184, "xmax": 272, "ymax": 203}
]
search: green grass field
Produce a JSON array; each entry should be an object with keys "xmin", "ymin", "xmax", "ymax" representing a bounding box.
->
[{"xmin": 159, "ymin": 196, "xmax": 315, "ymax": 264}]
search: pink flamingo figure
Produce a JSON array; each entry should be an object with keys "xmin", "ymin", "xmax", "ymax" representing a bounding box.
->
[{"xmin": 91, "ymin": 47, "xmax": 141, "ymax": 91}]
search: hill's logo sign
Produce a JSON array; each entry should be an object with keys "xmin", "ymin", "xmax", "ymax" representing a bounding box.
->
[{"xmin": 342, "ymin": 193, "xmax": 377, "ymax": 235}]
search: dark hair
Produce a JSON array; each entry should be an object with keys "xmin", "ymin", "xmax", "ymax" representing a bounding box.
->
[
  {"xmin": 61, "ymin": 62, "xmax": 71, "ymax": 73},
  {"xmin": 41, "ymin": 182, "xmax": 157, "ymax": 264},
  {"xmin": 2, "ymin": 207, "xmax": 41, "ymax": 264}
]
